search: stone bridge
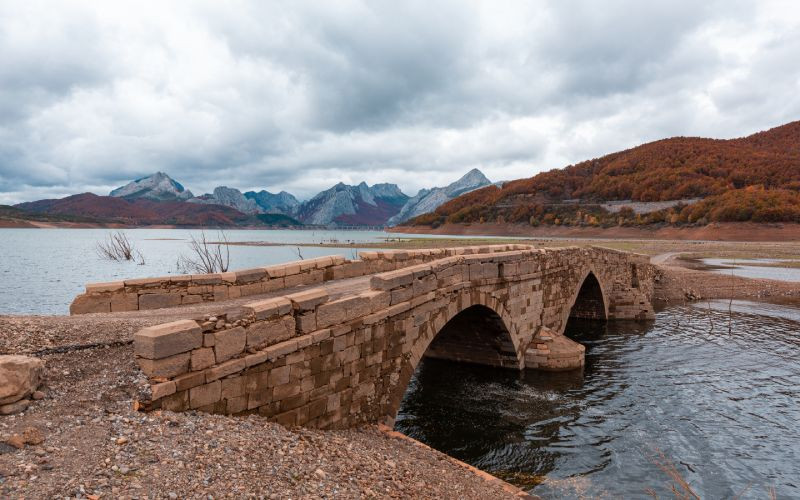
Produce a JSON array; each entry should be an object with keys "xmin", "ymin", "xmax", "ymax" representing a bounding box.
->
[{"xmin": 130, "ymin": 245, "xmax": 656, "ymax": 428}]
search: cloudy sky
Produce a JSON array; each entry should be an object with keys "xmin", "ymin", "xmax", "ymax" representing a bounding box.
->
[{"xmin": 1, "ymin": 0, "xmax": 799, "ymax": 204}]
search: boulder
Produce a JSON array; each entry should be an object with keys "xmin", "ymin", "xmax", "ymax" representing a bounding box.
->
[{"xmin": 0, "ymin": 355, "xmax": 45, "ymax": 406}]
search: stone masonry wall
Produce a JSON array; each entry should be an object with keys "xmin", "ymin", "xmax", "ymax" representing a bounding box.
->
[
  {"xmin": 70, "ymin": 244, "xmax": 531, "ymax": 314},
  {"xmin": 132, "ymin": 246, "xmax": 657, "ymax": 429}
]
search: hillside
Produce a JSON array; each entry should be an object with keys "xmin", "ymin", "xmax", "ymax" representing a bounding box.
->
[
  {"xmin": 15, "ymin": 193, "xmax": 263, "ymax": 227},
  {"xmin": 410, "ymin": 121, "xmax": 800, "ymax": 227}
]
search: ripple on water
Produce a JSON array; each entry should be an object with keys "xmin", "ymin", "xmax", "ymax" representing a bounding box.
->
[{"xmin": 395, "ymin": 300, "xmax": 800, "ymax": 498}]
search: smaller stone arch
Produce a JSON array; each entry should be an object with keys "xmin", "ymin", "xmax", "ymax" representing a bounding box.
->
[{"xmin": 553, "ymin": 268, "xmax": 609, "ymax": 335}]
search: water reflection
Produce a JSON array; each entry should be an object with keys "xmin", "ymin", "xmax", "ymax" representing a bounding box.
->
[{"xmin": 395, "ymin": 301, "xmax": 800, "ymax": 497}]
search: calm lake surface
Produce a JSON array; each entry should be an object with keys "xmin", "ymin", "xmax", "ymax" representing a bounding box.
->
[
  {"xmin": 396, "ymin": 300, "xmax": 800, "ymax": 498},
  {"xmin": 0, "ymin": 228, "xmax": 486, "ymax": 315},
  {"xmin": 701, "ymin": 258, "xmax": 800, "ymax": 282}
]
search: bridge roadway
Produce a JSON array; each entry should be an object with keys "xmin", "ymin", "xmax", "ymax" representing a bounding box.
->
[{"xmin": 121, "ymin": 244, "xmax": 657, "ymax": 429}]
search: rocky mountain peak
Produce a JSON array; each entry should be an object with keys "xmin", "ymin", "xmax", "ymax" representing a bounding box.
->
[{"xmin": 109, "ymin": 172, "xmax": 193, "ymax": 201}]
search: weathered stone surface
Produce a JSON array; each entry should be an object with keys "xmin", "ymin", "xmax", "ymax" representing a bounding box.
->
[
  {"xmin": 69, "ymin": 294, "xmax": 111, "ymax": 314},
  {"xmin": 137, "ymin": 352, "xmax": 191, "ymax": 378},
  {"xmin": 248, "ymin": 297, "xmax": 292, "ymax": 320},
  {"xmin": 134, "ymin": 320, "xmax": 202, "ymax": 359},
  {"xmin": 110, "ymin": 292, "xmax": 139, "ymax": 312},
  {"xmin": 86, "ymin": 281, "xmax": 125, "ymax": 293},
  {"xmin": 0, "ymin": 355, "xmax": 45, "ymax": 405},
  {"xmin": 213, "ymin": 326, "xmax": 246, "ymax": 363},
  {"xmin": 151, "ymin": 381, "xmax": 176, "ymax": 400},
  {"xmin": 128, "ymin": 245, "xmax": 657, "ymax": 431},
  {"xmin": 286, "ymin": 289, "xmax": 329, "ymax": 311},
  {"xmin": 0, "ymin": 399, "xmax": 30, "ymax": 415},
  {"xmin": 190, "ymin": 381, "xmax": 221, "ymax": 409},
  {"xmin": 139, "ymin": 293, "xmax": 182, "ymax": 310},
  {"xmin": 191, "ymin": 348, "xmax": 216, "ymax": 371}
]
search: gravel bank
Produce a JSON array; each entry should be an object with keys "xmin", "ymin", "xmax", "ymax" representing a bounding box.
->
[{"xmin": 0, "ymin": 312, "xmax": 527, "ymax": 498}]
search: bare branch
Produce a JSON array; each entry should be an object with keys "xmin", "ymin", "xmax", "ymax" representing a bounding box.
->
[
  {"xmin": 96, "ymin": 231, "xmax": 139, "ymax": 262},
  {"xmin": 176, "ymin": 230, "xmax": 231, "ymax": 274}
]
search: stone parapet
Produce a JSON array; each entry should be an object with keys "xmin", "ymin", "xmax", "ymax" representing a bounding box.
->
[{"xmin": 71, "ymin": 244, "xmax": 532, "ymax": 314}]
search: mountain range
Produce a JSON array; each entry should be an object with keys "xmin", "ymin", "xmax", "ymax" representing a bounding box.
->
[{"xmin": 12, "ymin": 169, "xmax": 492, "ymax": 227}]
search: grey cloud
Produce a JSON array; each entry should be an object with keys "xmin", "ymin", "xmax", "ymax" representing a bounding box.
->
[{"xmin": 0, "ymin": 1, "xmax": 798, "ymax": 204}]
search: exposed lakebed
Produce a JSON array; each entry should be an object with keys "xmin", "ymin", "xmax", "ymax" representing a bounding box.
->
[{"xmin": 396, "ymin": 300, "xmax": 800, "ymax": 497}]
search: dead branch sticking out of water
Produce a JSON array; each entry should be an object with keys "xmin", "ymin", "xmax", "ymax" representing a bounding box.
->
[
  {"xmin": 647, "ymin": 448, "xmax": 700, "ymax": 500},
  {"xmin": 96, "ymin": 231, "xmax": 142, "ymax": 263},
  {"xmin": 176, "ymin": 231, "xmax": 230, "ymax": 274}
]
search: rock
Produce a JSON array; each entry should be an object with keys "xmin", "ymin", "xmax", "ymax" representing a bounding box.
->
[
  {"xmin": 5, "ymin": 434, "xmax": 24, "ymax": 449},
  {"xmin": 32, "ymin": 390, "xmax": 45, "ymax": 400},
  {"xmin": 23, "ymin": 427, "xmax": 44, "ymax": 445},
  {"xmin": 0, "ymin": 399, "xmax": 30, "ymax": 415},
  {"xmin": 0, "ymin": 355, "xmax": 45, "ymax": 405}
]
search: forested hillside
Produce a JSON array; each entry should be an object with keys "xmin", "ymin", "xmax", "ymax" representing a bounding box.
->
[{"xmin": 411, "ymin": 121, "xmax": 800, "ymax": 227}]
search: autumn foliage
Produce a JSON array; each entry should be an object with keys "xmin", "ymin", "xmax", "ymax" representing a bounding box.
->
[{"xmin": 411, "ymin": 121, "xmax": 800, "ymax": 227}]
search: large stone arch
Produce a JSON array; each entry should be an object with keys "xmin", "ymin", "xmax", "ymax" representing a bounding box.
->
[{"xmin": 382, "ymin": 290, "xmax": 526, "ymax": 425}]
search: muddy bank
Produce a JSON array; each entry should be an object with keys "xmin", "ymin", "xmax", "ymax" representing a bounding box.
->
[
  {"xmin": 652, "ymin": 253, "xmax": 800, "ymax": 304},
  {"xmin": 391, "ymin": 222, "xmax": 800, "ymax": 242}
]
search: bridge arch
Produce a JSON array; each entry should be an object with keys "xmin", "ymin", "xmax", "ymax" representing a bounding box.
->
[
  {"xmin": 384, "ymin": 291, "xmax": 525, "ymax": 425},
  {"xmin": 554, "ymin": 268, "xmax": 609, "ymax": 335}
]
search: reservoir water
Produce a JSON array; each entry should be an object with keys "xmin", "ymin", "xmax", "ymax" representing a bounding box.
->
[
  {"xmin": 396, "ymin": 300, "xmax": 800, "ymax": 498},
  {"xmin": 0, "ymin": 228, "xmax": 479, "ymax": 315}
]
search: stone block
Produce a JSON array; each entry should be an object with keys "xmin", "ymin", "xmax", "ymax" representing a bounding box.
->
[
  {"xmin": 190, "ymin": 381, "xmax": 221, "ymax": 409},
  {"xmin": 213, "ymin": 326, "xmax": 246, "ymax": 363},
  {"xmin": 135, "ymin": 320, "xmax": 202, "ymax": 359},
  {"xmin": 268, "ymin": 365, "xmax": 291, "ymax": 386},
  {"xmin": 86, "ymin": 281, "xmax": 125, "ymax": 293},
  {"xmin": 247, "ymin": 297, "xmax": 292, "ymax": 320},
  {"xmin": 286, "ymin": 288, "xmax": 328, "ymax": 311},
  {"xmin": 111, "ymin": 293, "xmax": 139, "ymax": 312},
  {"xmin": 69, "ymin": 294, "xmax": 111, "ymax": 315},
  {"xmin": 181, "ymin": 294, "xmax": 203, "ymax": 305},
  {"xmin": 262, "ymin": 278, "xmax": 285, "ymax": 293},
  {"xmin": 151, "ymin": 381, "xmax": 176, "ymax": 400},
  {"xmin": 139, "ymin": 293, "xmax": 182, "ymax": 310},
  {"xmin": 221, "ymin": 376, "xmax": 246, "ymax": 399},
  {"xmin": 235, "ymin": 268, "xmax": 267, "ymax": 284},
  {"xmin": 191, "ymin": 348, "xmax": 215, "ymax": 371},
  {"xmin": 174, "ymin": 371, "xmax": 206, "ymax": 391},
  {"xmin": 273, "ymin": 381, "xmax": 301, "ymax": 401},
  {"xmin": 137, "ymin": 352, "xmax": 190, "ymax": 378},
  {"xmin": 213, "ymin": 285, "xmax": 229, "ymax": 301},
  {"xmin": 206, "ymin": 358, "xmax": 245, "ymax": 382},
  {"xmin": 226, "ymin": 395, "xmax": 248, "ymax": 414},
  {"xmin": 0, "ymin": 355, "xmax": 45, "ymax": 405},
  {"xmin": 192, "ymin": 274, "xmax": 223, "ymax": 285},
  {"xmin": 296, "ymin": 312, "xmax": 317, "ymax": 334},
  {"xmin": 246, "ymin": 316, "xmax": 295, "ymax": 349},
  {"xmin": 161, "ymin": 390, "xmax": 189, "ymax": 412},
  {"xmin": 316, "ymin": 300, "xmax": 347, "ymax": 328},
  {"xmin": 264, "ymin": 338, "xmax": 300, "ymax": 360}
]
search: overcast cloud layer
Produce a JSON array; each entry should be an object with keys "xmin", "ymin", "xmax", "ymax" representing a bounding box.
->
[{"xmin": 1, "ymin": 0, "xmax": 799, "ymax": 204}]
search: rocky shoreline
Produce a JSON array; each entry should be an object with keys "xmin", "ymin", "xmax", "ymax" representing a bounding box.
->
[{"xmin": 0, "ymin": 253, "xmax": 796, "ymax": 498}]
